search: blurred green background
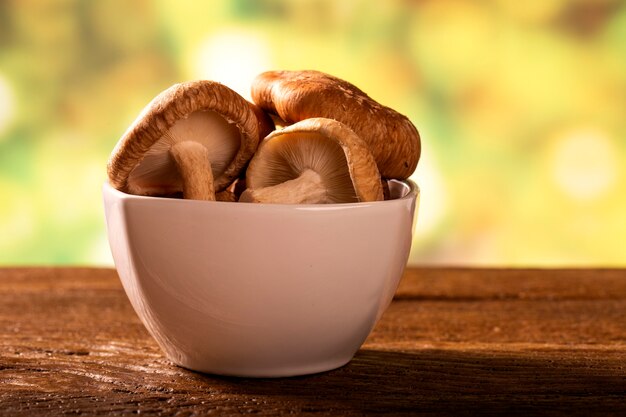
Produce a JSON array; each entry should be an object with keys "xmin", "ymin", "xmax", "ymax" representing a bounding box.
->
[{"xmin": 0, "ymin": 0, "xmax": 625, "ymax": 266}]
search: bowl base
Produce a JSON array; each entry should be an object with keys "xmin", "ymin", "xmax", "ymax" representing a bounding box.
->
[{"xmin": 170, "ymin": 355, "xmax": 354, "ymax": 378}]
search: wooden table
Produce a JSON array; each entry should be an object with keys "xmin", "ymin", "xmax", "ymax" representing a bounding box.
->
[{"xmin": 1, "ymin": 268, "xmax": 625, "ymax": 416}]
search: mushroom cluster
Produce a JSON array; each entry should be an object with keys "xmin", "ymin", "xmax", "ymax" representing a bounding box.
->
[{"xmin": 107, "ymin": 70, "xmax": 420, "ymax": 204}]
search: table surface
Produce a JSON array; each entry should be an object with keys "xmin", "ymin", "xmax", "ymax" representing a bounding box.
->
[{"xmin": 1, "ymin": 267, "xmax": 625, "ymax": 416}]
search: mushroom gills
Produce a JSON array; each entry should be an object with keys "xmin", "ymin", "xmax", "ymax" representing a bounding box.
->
[
  {"xmin": 250, "ymin": 70, "xmax": 421, "ymax": 179},
  {"xmin": 127, "ymin": 110, "xmax": 241, "ymax": 199},
  {"xmin": 242, "ymin": 132, "xmax": 359, "ymax": 204}
]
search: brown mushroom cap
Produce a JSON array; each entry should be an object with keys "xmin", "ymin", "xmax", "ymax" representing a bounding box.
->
[
  {"xmin": 251, "ymin": 70, "xmax": 421, "ymax": 180},
  {"xmin": 241, "ymin": 117, "xmax": 383, "ymax": 204},
  {"xmin": 107, "ymin": 80, "xmax": 273, "ymax": 199}
]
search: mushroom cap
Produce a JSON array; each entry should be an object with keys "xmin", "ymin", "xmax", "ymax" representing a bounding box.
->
[
  {"xmin": 246, "ymin": 117, "xmax": 383, "ymax": 203},
  {"xmin": 107, "ymin": 80, "xmax": 274, "ymax": 195},
  {"xmin": 251, "ymin": 70, "xmax": 421, "ymax": 180}
]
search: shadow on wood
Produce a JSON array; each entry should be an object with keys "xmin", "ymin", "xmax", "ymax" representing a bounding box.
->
[{"xmin": 206, "ymin": 348, "xmax": 626, "ymax": 415}]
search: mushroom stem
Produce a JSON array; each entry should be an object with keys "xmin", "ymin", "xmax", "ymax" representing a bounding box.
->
[
  {"xmin": 169, "ymin": 141, "xmax": 215, "ymax": 200},
  {"xmin": 240, "ymin": 169, "xmax": 327, "ymax": 204}
]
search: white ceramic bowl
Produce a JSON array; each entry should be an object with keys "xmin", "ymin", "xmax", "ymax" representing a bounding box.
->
[{"xmin": 103, "ymin": 180, "xmax": 419, "ymax": 377}]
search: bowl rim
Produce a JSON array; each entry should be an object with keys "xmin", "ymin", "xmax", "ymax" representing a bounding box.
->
[{"xmin": 103, "ymin": 179, "xmax": 419, "ymax": 208}]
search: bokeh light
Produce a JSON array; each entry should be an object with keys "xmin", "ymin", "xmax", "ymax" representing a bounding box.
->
[
  {"xmin": 550, "ymin": 127, "xmax": 618, "ymax": 201},
  {"xmin": 189, "ymin": 29, "xmax": 273, "ymax": 100},
  {"xmin": 0, "ymin": 0, "xmax": 625, "ymax": 266}
]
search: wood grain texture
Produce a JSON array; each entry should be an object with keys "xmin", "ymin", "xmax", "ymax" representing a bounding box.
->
[{"xmin": 1, "ymin": 267, "xmax": 625, "ymax": 416}]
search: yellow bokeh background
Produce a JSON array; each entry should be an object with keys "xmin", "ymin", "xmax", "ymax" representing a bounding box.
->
[{"xmin": 0, "ymin": 0, "xmax": 625, "ymax": 266}]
